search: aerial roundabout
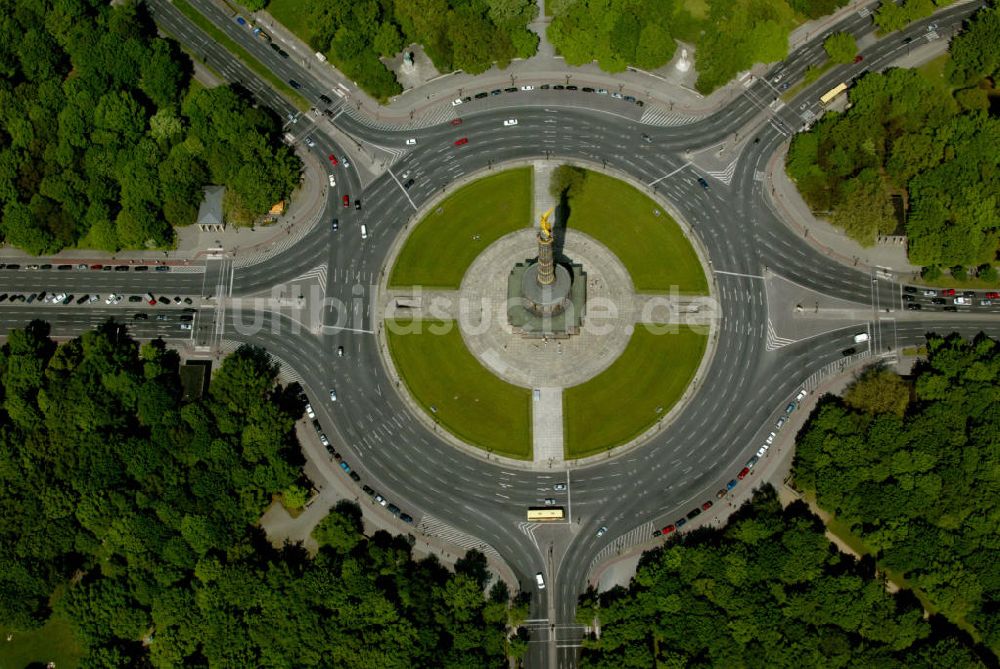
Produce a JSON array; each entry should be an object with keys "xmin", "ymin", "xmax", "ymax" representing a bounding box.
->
[{"xmin": 378, "ymin": 164, "xmax": 715, "ymax": 461}]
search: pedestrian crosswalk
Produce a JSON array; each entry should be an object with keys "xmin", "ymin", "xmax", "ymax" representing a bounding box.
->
[
  {"xmin": 231, "ymin": 223, "xmax": 314, "ymax": 269},
  {"xmin": 170, "ymin": 265, "xmax": 206, "ymax": 273},
  {"xmin": 417, "ymin": 514, "xmax": 504, "ymax": 562},
  {"xmin": 639, "ymin": 105, "xmax": 699, "ymax": 127},
  {"xmin": 339, "ymin": 101, "xmax": 458, "ymax": 131},
  {"xmin": 588, "ymin": 521, "xmax": 655, "ymax": 573},
  {"xmin": 704, "ymin": 157, "xmax": 739, "ymax": 186},
  {"xmin": 765, "ymin": 319, "xmax": 796, "ymax": 351}
]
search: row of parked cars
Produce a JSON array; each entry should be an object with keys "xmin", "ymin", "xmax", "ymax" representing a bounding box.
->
[
  {"xmin": 0, "ymin": 262, "xmax": 170, "ymax": 272},
  {"xmin": 902, "ymin": 285, "xmax": 998, "ymax": 309},
  {"xmin": 304, "ymin": 401, "xmax": 416, "ymax": 525},
  {"xmin": 452, "ymin": 84, "xmax": 644, "ymax": 107},
  {"xmin": 0, "ymin": 291, "xmax": 192, "ymax": 307},
  {"xmin": 654, "ymin": 388, "xmax": 807, "ymax": 539}
]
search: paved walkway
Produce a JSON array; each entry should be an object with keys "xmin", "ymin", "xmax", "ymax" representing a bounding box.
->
[{"xmin": 532, "ymin": 387, "xmax": 564, "ymax": 465}]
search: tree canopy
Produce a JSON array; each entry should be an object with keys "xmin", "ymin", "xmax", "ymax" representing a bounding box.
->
[
  {"xmin": 0, "ymin": 324, "xmax": 516, "ymax": 667},
  {"xmin": 578, "ymin": 486, "xmax": 988, "ymax": 668},
  {"xmin": 794, "ymin": 332, "xmax": 1000, "ymax": 655},
  {"xmin": 786, "ymin": 6, "xmax": 1000, "ymax": 269},
  {"xmin": 296, "ymin": 0, "xmax": 539, "ymax": 101},
  {"xmin": 0, "ymin": 0, "xmax": 301, "ymax": 254},
  {"xmin": 548, "ymin": 0, "xmax": 849, "ymax": 93}
]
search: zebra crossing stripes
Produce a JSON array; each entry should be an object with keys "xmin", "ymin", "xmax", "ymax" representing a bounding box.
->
[
  {"xmin": 588, "ymin": 521, "xmax": 655, "ymax": 572},
  {"xmin": 417, "ymin": 514, "xmax": 503, "ymax": 561},
  {"xmin": 287, "ymin": 264, "xmax": 329, "ymax": 297},
  {"xmin": 704, "ymin": 157, "xmax": 739, "ymax": 186},
  {"xmin": 765, "ymin": 319, "xmax": 796, "ymax": 351},
  {"xmin": 639, "ymin": 105, "xmax": 699, "ymax": 127},
  {"xmin": 168, "ymin": 265, "xmax": 206, "ymax": 273},
  {"xmin": 338, "ymin": 101, "xmax": 458, "ymax": 132}
]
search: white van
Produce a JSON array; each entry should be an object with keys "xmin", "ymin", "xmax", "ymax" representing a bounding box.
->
[
  {"xmin": 535, "ymin": 572, "xmax": 545, "ymax": 590},
  {"xmin": 360, "ymin": 224, "xmax": 368, "ymax": 240},
  {"xmin": 853, "ymin": 332, "xmax": 870, "ymax": 343}
]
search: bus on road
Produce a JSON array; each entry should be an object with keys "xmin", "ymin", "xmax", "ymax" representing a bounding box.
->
[
  {"xmin": 527, "ymin": 507, "xmax": 565, "ymax": 521},
  {"xmin": 820, "ymin": 82, "xmax": 848, "ymax": 106}
]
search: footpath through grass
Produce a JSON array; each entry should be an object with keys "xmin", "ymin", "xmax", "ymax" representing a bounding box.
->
[
  {"xmin": 564, "ymin": 325, "xmax": 707, "ymax": 458},
  {"xmin": 386, "ymin": 320, "xmax": 532, "ymax": 458},
  {"xmin": 566, "ymin": 171, "xmax": 708, "ymax": 294},
  {"xmin": 389, "ymin": 168, "xmax": 532, "ymax": 289},
  {"xmin": 172, "ymin": 0, "xmax": 309, "ymax": 110}
]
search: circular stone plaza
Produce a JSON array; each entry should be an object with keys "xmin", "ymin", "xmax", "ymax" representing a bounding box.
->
[{"xmin": 379, "ymin": 162, "xmax": 716, "ymax": 464}]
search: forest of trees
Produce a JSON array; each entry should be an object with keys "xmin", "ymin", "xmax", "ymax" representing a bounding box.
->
[
  {"xmin": 0, "ymin": 0, "xmax": 301, "ymax": 255},
  {"xmin": 786, "ymin": 3, "xmax": 1000, "ymax": 270},
  {"xmin": 547, "ymin": 0, "xmax": 849, "ymax": 93},
  {"xmin": 0, "ymin": 325, "xmax": 519, "ymax": 667},
  {"xmin": 289, "ymin": 0, "xmax": 540, "ymax": 101},
  {"xmin": 794, "ymin": 333, "xmax": 1000, "ymax": 656},
  {"xmin": 576, "ymin": 486, "xmax": 990, "ymax": 668}
]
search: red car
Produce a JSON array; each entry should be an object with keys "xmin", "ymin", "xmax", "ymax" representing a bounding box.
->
[
  {"xmin": 328, "ymin": 154, "xmax": 338, "ymax": 165},
  {"xmin": 853, "ymin": 55, "xmax": 864, "ymax": 63},
  {"xmin": 737, "ymin": 467, "xmax": 750, "ymax": 480},
  {"xmin": 342, "ymin": 194, "xmax": 350, "ymax": 208},
  {"xmin": 985, "ymin": 292, "xmax": 999, "ymax": 299},
  {"xmin": 941, "ymin": 288, "xmax": 955, "ymax": 296},
  {"xmin": 89, "ymin": 264, "xmax": 103, "ymax": 270},
  {"xmin": 450, "ymin": 118, "xmax": 463, "ymax": 126},
  {"xmin": 661, "ymin": 524, "xmax": 676, "ymax": 536},
  {"xmin": 701, "ymin": 500, "xmax": 713, "ymax": 511},
  {"xmin": 454, "ymin": 137, "xmax": 468, "ymax": 146}
]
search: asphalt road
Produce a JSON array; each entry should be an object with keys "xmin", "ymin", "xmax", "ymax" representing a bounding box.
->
[{"xmin": 0, "ymin": 2, "xmax": 993, "ymax": 668}]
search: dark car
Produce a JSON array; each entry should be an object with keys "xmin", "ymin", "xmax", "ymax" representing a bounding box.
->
[
  {"xmin": 903, "ymin": 286, "xmax": 917, "ymax": 293},
  {"xmin": 490, "ymin": 89, "xmax": 502, "ymax": 96},
  {"xmin": 362, "ymin": 485, "xmax": 375, "ymax": 496},
  {"xmin": 931, "ymin": 297, "xmax": 947, "ymax": 305},
  {"xmin": 504, "ymin": 87, "xmax": 517, "ymax": 93},
  {"xmin": 566, "ymin": 85, "xmax": 578, "ymax": 91},
  {"xmin": 134, "ymin": 265, "xmax": 148, "ymax": 272},
  {"xmin": 159, "ymin": 296, "xmax": 170, "ymax": 305},
  {"xmin": 115, "ymin": 265, "xmax": 129, "ymax": 271},
  {"xmin": 582, "ymin": 87, "xmax": 595, "ymax": 93},
  {"xmin": 278, "ymin": 49, "xmax": 289, "ymax": 58},
  {"xmin": 902, "ymin": 294, "xmax": 914, "ymax": 301},
  {"xmin": 553, "ymin": 85, "xmax": 565, "ymax": 90},
  {"xmin": 902, "ymin": 36, "xmax": 913, "ymax": 44},
  {"xmin": 40, "ymin": 264, "xmax": 52, "ymax": 270},
  {"xmin": 180, "ymin": 315, "xmax": 193, "ymax": 322},
  {"xmin": 270, "ymin": 43, "xmax": 281, "ymax": 52},
  {"xmin": 354, "ymin": 199, "xmax": 361, "ymax": 210},
  {"xmin": 906, "ymin": 303, "xmax": 922, "ymax": 310},
  {"xmin": 76, "ymin": 295, "xmax": 89, "ymax": 304},
  {"xmin": 6, "ymin": 264, "xmax": 19, "ymax": 270},
  {"xmin": 386, "ymin": 504, "xmax": 401, "ymax": 516},
  {"xmin": 331, "ymin": 218, "xmax": 339, "ymax": 231},
  {"xmin": 842, "ymin": 347, "xmax": 856, "ymax": 356},
  {"xmin": 403, "ymin": 178, "xmax": 415, "ymax": 189},
  {"xmin": 0, "ymin": 294, "xmax": 8, "ymax": 303},
  {"xmin": 319, "ymin": 94, "xmax": 333, "ymax": 105},
  {"xmin": 57, "ymin": 264, "xmax": 72, "ymax": 270},
  {"xmin": 155, "ymin": 265, "xmax": 170, "ymax": 272},
  {"xmin": 400, "ymin": 513, "xmax": 414, "ymax": 524},
  {"xmin": 128, "ymin": 295, "xmax": 142, "ymax": 303},
  {"xmin": 943, "ymin": 305, "xmax": 958, "ymax": 312},
  {"xmin": 474, "ymin": 92, "xmax": 488, "ymax": 99},
  {"xmin": 675, "ymin": 517, "xmax": 687, "ymax": 528},
  {"xmin": 133, "ymin": 313, "xmax": 148, "ymax": 320},
  {"xmin": 289, "ymin": 79, "xmax": 301, "ymax": 89},
  {"xmin": 686, "ymin": 508, "xmax": 702, "ymax": 520},
  {"xmin": 697, "ymin": 176, "xmax": 709, "ymax": 189},
  {"xmin": 349, "ymin": 471, "xmax": 361, "ymax": 482},
  {"xmin": 962, "ymin": 291, "xmax": 976, "ymax": 298}
]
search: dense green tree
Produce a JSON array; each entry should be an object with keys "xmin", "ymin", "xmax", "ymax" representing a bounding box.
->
[
  {"xmin": 0, "ymin": 0, "xmax": 300, "ymax": 253},
  {"xmin": 579, "ymin": 486, "xmax": 986, "ymax": 667},
  {"xmin": 794, "ymin": 332, "xmax": 1000, "ymax": 653},
  {"xmin": 823, "ymin": 31, "xmax": 858, "ymax": 63}
]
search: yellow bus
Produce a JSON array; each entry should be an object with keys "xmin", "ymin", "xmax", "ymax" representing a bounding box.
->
[
  {"xmin": 527, "ymin": 507, "xmax": 565, "ymax": 521},
  {"xmin": 820, "ymin": 82, "xmax": 848, "ymax": 106}
]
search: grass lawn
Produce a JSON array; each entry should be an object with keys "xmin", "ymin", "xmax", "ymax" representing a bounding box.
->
[
  {"xmin": 566, "ymin": 171, "xmax": 708, "ymax": 294},
  {"xmin": 386, "ymin": 320, "xmax": 532, "ymax": 458},
  {"xmin": 0, "ymin": 616, "xmax": 83, "ymax": 669},
  {"xmin": 266, "ymin": 0, "xmax": 316, "ymax": 44},
  {"xmin": 389, "ymin": 169, "xmax": 532, "ymax": 289},
  {"xmin": 563, "ymin": 325, "xmax": 707, "ymax": 458}
]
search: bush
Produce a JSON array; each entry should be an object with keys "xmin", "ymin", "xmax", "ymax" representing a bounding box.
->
[
  {"xmin": 978, "ymin": 264, "xmax": 998, "ymax": 283},
  {"xmin": 921, "ymin": 265, "xmax": 942, "ymax": 281},
  {"xmin": 951, "ymin": 264, "xmax": 967, "ymax": 282}
]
